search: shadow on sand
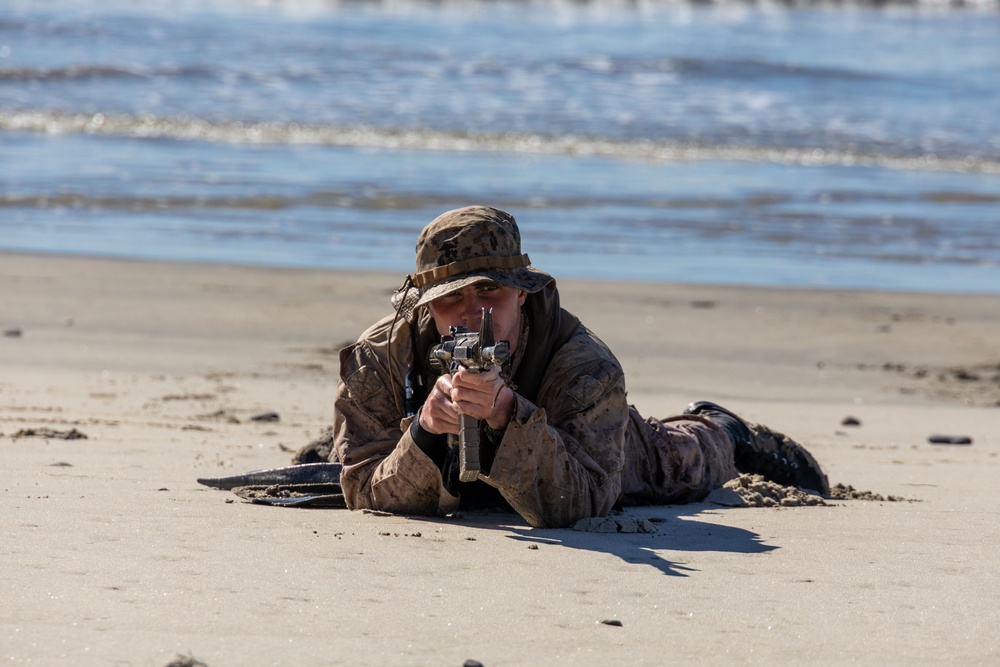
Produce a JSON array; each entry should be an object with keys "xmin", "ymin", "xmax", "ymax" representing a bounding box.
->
[{"xmin": 460, "ymin": 503, "xmax": 776, "ymax": 577}]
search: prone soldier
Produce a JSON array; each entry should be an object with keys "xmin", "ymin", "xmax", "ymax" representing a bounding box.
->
[{"xmin": 333, "ymin": 206, "xmax": 828, "ymax": 527}]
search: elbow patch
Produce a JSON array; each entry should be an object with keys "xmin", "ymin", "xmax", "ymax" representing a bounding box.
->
[
  {"xmin": 566, "ymin": 375, "xmax": 604, "ymax": 411},
  {"xmin": 345, "ymin": 364, "xmax": 383, "ymax": 404}
]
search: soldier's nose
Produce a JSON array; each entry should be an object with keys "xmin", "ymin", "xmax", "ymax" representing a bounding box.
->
[{"xmin": 464, "ymin": 302, "xmax": 483, "ymax": 328}]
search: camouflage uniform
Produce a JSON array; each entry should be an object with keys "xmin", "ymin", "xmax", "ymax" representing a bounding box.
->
[{"xmin": 333, "ymin": 206, "xmax": 737, "ymax": 529}]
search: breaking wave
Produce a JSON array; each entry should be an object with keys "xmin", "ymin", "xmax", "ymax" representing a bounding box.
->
[{"xmin": 4, "ymin": 109, "xmax": 998, "ymax": 174}]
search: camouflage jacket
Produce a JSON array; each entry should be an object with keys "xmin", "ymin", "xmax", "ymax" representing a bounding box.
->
[{"xmin": 333, "ymin": 283, "xmax": 629, "ymax": 528}]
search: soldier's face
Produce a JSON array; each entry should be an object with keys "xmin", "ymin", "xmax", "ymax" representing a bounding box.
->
[{"xmin": 427, "ymin": 282, "xmax": 527, "ymax": 352}]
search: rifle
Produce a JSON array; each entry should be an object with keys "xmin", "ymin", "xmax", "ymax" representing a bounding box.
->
[{"xmin": 430, "ymin": 308, "xmax": 510, "ymax": 482}]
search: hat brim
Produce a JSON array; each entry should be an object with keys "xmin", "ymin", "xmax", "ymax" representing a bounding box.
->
[{"xmin": 413, "ymin": 267, "xmax": 553, "ymax": 308}]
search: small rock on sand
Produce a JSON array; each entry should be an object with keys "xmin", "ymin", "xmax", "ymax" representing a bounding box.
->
[
  {"xmin": 165, "ymin": 655, "xmax": 208, "ymax": 667},
  {"xmin": 12, "ymin": 427, "xmax": 88, "ymax": 440},
  {"xmin": 927, "ymin": 434, "xmax": 972, "ymax": 445}
]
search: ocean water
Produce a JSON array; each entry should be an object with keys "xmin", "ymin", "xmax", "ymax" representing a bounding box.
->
[{"xmin": 1, "ymin": 0, "xmax": 998, "ymax": 293}]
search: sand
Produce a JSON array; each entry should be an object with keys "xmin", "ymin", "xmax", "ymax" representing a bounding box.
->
[{"xmin": 2, "ymin": 251, "xmax": 999, "ymax": 666}]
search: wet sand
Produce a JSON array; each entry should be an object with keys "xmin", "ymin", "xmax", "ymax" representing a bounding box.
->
[{"xmin": 2, "ymin": 251, "xmax": 999, "ymax": 666}]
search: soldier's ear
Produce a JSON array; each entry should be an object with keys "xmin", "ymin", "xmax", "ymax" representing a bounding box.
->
[{"xmin": 517, "ymin": 290, "xmax": 527, "ymax": 307}]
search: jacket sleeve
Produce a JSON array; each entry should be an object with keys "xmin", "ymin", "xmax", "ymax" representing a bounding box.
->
[
  {"xmin": 333, "ymin": 340, "xmax": 460, "ymax": 517},
  {"xmin": 480, "ymin": 327, "xmax": 629, "ymax": 528}
]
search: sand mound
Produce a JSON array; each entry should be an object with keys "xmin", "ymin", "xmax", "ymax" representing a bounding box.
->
[{"xmin": 718, "ymin": 473, "xmax": 828, "ymax": 507}]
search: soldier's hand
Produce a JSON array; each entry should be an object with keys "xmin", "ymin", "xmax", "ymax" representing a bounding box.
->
[
  {"xmin": 419, "ymin": 373, "xmax": 460, "ymax": 435},
  {"xmin": 450, "ymin": 366, "xmax": 514, "ymax": 430}
]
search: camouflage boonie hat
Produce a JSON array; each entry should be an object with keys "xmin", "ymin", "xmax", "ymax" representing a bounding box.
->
[{"xmin": 391, "ymin": 206, "xmax": 553, "ymax": 314}]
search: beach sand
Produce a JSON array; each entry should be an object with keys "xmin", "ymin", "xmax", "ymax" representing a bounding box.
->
[{"xmin": 2, "ymin": 252, "xmax": 998, "ymax": 666}]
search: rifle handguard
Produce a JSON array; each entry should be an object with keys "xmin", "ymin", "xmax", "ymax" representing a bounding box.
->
[{"xmin": 458, "ymin": 413, "xmax": 481, "ymax": 482}]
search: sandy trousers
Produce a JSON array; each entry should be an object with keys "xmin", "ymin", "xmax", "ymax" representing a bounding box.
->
[{"xmin": 621, "ymin": 409, "xmax": 738, "ymax": 506}]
